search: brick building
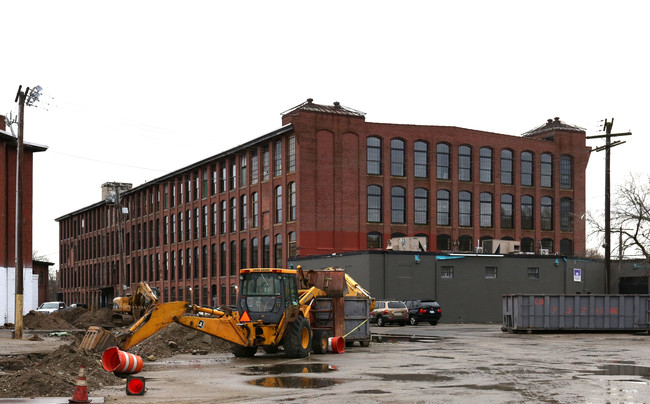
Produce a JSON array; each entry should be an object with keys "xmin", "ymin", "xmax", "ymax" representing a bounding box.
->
[
  {"xmin": 1, "ymin": 115, "xmax": 48, "ymax": 323},
  {"xmin": 56, "ymin": 99, "xmax": 590, "ymax": 309}
]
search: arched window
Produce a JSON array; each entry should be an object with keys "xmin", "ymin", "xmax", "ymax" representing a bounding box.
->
[
  {"xmin": 230, "ymin": 241, "xmax": 237, "ymax": 275},
  {"xmin": 220, "ymin": 242, "xmax": 226, "ymax": 276},
  {"xmin": 437, "ymin": 190, "xmax": 451, "ymax": 226},
  {"xmin": 521, "ymin": 151, "xmax": 533, "ymax": 186},
  {"xmin": 541, "ymin": 196, "xmax": 553, "ymax": 230},
  {"xmin": 459, "ymin": 191, "xmax": 472, "ymax": 227},
  {"xmin": 480, "ymin": 235, "xmax": 493, "ymax": 247},
  {"xmin": 521, "ymin": 237, "xmax": 535, "ymax": 253},
  {"xmin": 288, "ymin": 182, "xmax": 296, "ymax": 221},
  {"xmin": 436, "ymin": 234, "xmax": 451, "ymax": 251},
  {"xmin": 541, "ymin": 153, "xmax": 553, "ymax": 187},
  {"xmin": 367, "ymin": 185, "xmax": 382, "ymax": 223},
  {"xmin": 366, "ymin": 137, "xmax": 382, "ymax": 175},
  {"xmin": 458, "ymin": 145, "xmax": 472, "ymax": 181},
  {"xmin": 251, "ymin": 238, "xmax": 259, "ymax": 267},
  {"xmin": 414, "ymin": 141, "xmax": 428, "ymax": 178},
  {"xmin": 240, "ymin": 195, "xmax": 247, "ymax": 231},
  {"xmin": 230, "ymin": 284, "xmax": 237, "ymax": 306},
  {"xmin": 560, "ymin": 239, "xmax": 573, "ymax": 255},
  {"xmin": 240, "ymin": 239, "xmax": 247, "ymax": 269},
  {"xmin": 274, "ymin": 186, "xmax": 282, "ymax": 224},
  {"xmin": 367, "ymin": 232, "xmax": 382, "ymax": 249},
  {"xmin": 521, "ymin": 195, "xmax": 534, "ymax": 230},
  {"xmin": 414, "ymin": 188, "xmax": 428, "ymax": 225},
  {"xmin": 541, "ymin": 238, "xmax": 553, "ymax": 252},
  {"xmin": 391, "ymin": 186, "xmax": 406, "ymax": 223},
  {"xmin": 561, "ymin": 197, "xmax": 573, "ymax": 231},
  {"xmin": 288, "ymin": 232, "xmax": 297, "ymax": 258},
  {"xmin": 500, "ymin": 194, "xmax": 514, "ymax": 229},
  {"xmin": 251, "ymin": 192, "xmax": 259, "ymax": 228},
  {"xmin": 436, "ymin": 143, "xmax": 450, "ymax": 180},
  {"xmin": 230, "ymin": 197, "xmax": 237, "ymax": 232},
  {"xmin": 501, "ymin": 149, "xmax": 513, "ymax": 185},
  {"xmin": 480, "ymin": 192, "xmax": 493, "ymax": 228},
  {"xmin": 480, "ymin": 147, "xmax": 493, "ymax": 183},
  {"xmin": 391, "ymin": 138, "xmax": 406, "ymax": 177},
  {"xmin": 458, "ymin": 235, "xmax": 472, "ymax": 252},
  {"xmin": 560, "ymin": 155, "xmax": 573, "ymax": 189}
]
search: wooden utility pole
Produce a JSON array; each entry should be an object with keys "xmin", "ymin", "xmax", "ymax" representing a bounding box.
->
[
  {"xmin": 13, "ymin": 86, "xmax": 26, "ymax": 340},
  {"xmin": 587, "ymin": 119, "xmax": 631, "ymax": 294}
]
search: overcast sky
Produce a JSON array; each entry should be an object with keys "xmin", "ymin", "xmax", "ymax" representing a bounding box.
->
[{"xmin": 1, "ymin": 1, "xmax": 648, "ymax": 269}]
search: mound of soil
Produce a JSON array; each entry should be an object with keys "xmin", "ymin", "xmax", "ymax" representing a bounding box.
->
[
  {"xmin": 128, "ymin": 322, "xmax": 233, "ymax": 358},
  {"xmin": 23, "ymin": 308, "xmax": 118, "ymax": 331},
  {"xmin": 0, "ymin": 342, "xmax": 121, "ymax": 398},
  {"xmin": 23, "ymin": 311, "xmax": 73, "ymax": 330}
]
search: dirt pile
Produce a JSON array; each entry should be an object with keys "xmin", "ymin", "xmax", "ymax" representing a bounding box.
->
[
  {"xmin": 0, "ymin": 342, "xmax": 121, "ymax": 398},
  {"xmin": 128, "ymin": 322, "xmax": 233, "ymax": 358},
  {"xmin": 23, "ymin": 308, "xmax": 117, "ymax": 330},
  {"xmin": 23, "ymin": 311, "xmax": 73, "ymax": 330}
]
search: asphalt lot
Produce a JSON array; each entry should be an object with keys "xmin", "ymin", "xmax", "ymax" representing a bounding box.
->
[{"xmin": 87, "ymin": 324, "xmax": 650, "ymax": 404}]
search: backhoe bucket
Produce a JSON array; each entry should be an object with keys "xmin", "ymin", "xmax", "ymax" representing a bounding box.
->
[{"xmin": 80, "ymin": 326, "xmax": 117, "ymax": 351}]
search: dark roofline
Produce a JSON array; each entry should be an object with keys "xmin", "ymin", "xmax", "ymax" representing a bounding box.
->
[
  {"xmin": 281, "ymin": 98, "xmax": 366, "ymax": 118},
  {"xmin": 0, "ymin": 130, "xmax": 48, "ymax": 152},
  {"xmin": 56, "ymin": 123, "xmax": 294, "ymax": 221},
  {"xmin": 522, "ymin": 117, "xmax": 585, "ymax": 137}
]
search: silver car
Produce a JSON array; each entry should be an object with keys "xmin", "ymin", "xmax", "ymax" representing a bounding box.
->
[{"xmin": 35, "ymin": 301, "xmax": 67, "ymax": 314}]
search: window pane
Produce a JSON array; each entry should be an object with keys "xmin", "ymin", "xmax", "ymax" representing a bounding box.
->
[
  {"xmin": 500, "ymin": 194, "xmax": 514, "ymax": 229},
  {"xmin": 414, "ymin": 188, "xmax": 428, "ymax": 225},
  {"xmin": 501, "ymin": 149, "xmax": 513, "ymax": 185},
  {"xmin": 391, "ymin": 139, "xmax": 405, "ymax": 177},
  {"xmin": 480, "ymin": 192, "xmax": 493, "ymax": 228},
  {"xmin": 414, "ymin": 141, "xmax": 428, "ymax": 178},
  {"xmin": 459, "ymin": 146, "xmax": 472, "ymax": 181},
  {"xmin": 437, "ymin": 190, "xmax": 450, "ymax": 226},
  {"xmin": 391, "ymin": 186, "xmax": 405, "ymax": 223},
  {"xmin": 521, "ymin": 195, "xmax": 534, "ymax": 230},
  {"xmin": 560, "ymin": 155, "xmax": 572, "ymax": 189},
  {"xmin": 459, "ymin": 191, "xmax": 472, "ymax": 227},
  {"xmin": 367, "ymin": 137, "xmax": 382, "ymax": 175},
  {"xmin": 367, "ymin": 185, "xmax": 382, "ymax": 223},
  {"xmin": 521, "ymin": 152, "xmax": 533, "ymax": 186},
  {"xmin": 437, "ymin": 143, "xmax": 450, "ymax": 180},
  {"xmin": 541, "ymin": 196, "xmax": 553, "ymax": 230},
  {"xmin": 480, "ymin": 147, "xmax": 492, "ymax": 183},
  {"xmin": 541, "ymin": 153, "xmax": 553, "ymax": 187}
]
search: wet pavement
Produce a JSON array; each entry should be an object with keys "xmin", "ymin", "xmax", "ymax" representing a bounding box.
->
[{"xmin": 89, "ymin": 323, "xmax": 650, "ymax": 403}]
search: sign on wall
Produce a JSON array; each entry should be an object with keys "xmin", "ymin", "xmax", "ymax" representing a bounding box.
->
[{"xmin": 573, "ymin": 268, "xmax": 582, "ymax": 282}]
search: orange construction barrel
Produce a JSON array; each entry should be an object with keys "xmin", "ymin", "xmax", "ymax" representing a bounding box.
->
[
  {"xmin": 327, "ymin": 337, "xmax": 345, "ymax": 353},
  {"xmin": 102, "ymin": 347, "xmax": 143, "ymax": 374}
]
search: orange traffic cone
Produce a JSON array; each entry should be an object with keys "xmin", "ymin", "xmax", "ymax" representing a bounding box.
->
[{"xmin": 69, "ymin": 366, "xmax": 92, "ymax": 403}]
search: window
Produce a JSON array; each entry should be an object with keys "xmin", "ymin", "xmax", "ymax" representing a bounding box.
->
[
  {"xmin": 210, "ymin": 244, "xmax": 216, "ymax": 277},
  {"xmin": 220, "ymin": 201, "xmax": 226, "ymax": 234},
  {"xmin": 230, "ymin": 241, "xmax": 237, "ymax": 275},
  {"xmin": 262, "ymin": 145, "xmax": 270, "ymax": 181},
  {"xmin": 275, "ymin": 234, "xmax": 283, "ymax": 268},
  {"xmin": 211, "ymin": 165, "xmax": 217, "ymax": 196},
  {"xmin": 178, "ymin": 249, "xmax": 183, "ymax": 280},
  {"xmin": 251, "ymin": 192, "xmax": 259, "ymax": 228},
  {"xmin": 501, "ymin": 149, "xmax": 513, "ymax": 185},
  {"xmin": 501, "ymin": 194, "xmax": 514, "ymax": 229},
  {"xmin": 288, "ymin": 232, "xmax": 297, "ymax": 258},
  {"xmin": 274, "ymin": 139, "xmax": 282, "ymax": 176},
  {"xmin": 521, "ymin": 151, "xmax": 533, "ymax": 186},
  {"xmin": 220, "ymin": 163, "xmax": 227, "ymax": 193},
  {"xmin": 275, "ymin": 186, "xmax": 283, "ymax": 224},
  {"xmin": 541, "ymin": 153, "xmax": 553, "ymax": 187},
  {"xmin": 230, "ymin": 158, "xmax": 237, "ymax": 190},
  {"xmin": 220, "ymin": 284, "xmax": 226, "ymax": 305},
  {"xmin": 480, "ymin": 192, "xmax": 493, "ymax": 228},
  {"xmin": 459, "ymin": 191, "xmax": 472, "ymax": 227},
  {"xmin": 391, "ymin": 186, "xmax": 406, "ymax": 223},
  {"xmin": 458, "ymin": 146, "xmax": 472, "ymax": 181},
  {"xmin": 220, "ymin": 242, "xmax": 226, "ymax": 276},
  {"xmin": 521, "ymin": 237, "xmax": 534, "ymax": 253},
  {"xmin": 521, "ymin": 195, "xmax": 534, "ymax": 230},
  {"xmin": 288, "ymin": 135, "xmax": 296, "ymax": 173},
  {"xmin": 436, "ymin": 143, "xmax": 450, "ymax": 180},
  {"xmin": 202, "ymin": 245, "xmax": 208, "ymax": 277},
  {"xmin": 240, "ymin": 239, "xmax": 247, "ymax": 269},
  {"xmin": 230, "ymin": 198, "xmax": 237, "ymax": 232},
  {"xmin": 541, "ymin": 238, "xmax": 553, "ymax": 252},
  {"xmin": 458, "ymin": 235, "xmax": 472, "ymax": 251},
  {"xmin": 202, "ymin": 205, "xmax": 208, "ymax": 238},
  {"xmin": 437, "ymin": 190, "xmax": 451, "ymax": 226},
  {"xmin": 240, "ymin": 195, "xmax": 247, "ymax": 231},
  {"xmin": 194, "ymin": 171, "xmax": 199, "ymax": 200},
  {"xmin": 211, "ymin": 203, "xmax": 217, "ymax": 236},
  {"xmin": 541, "ymin": 196, "xmax": 553, "ymax": 231},
  {"xmin": 437, "ymin": 234, "xmax": 451, "ymax": 251},
  {"xmin": 560, "ymin": 155, "xmax": 572, "ymax": 189},
  {"xmin": 367, "ymin": 232, "xmax": 382, "ymax": 249},
  {"xmin": 366, "ymin": 137, "xmax": 382, "ymax": 175},
  {"xmin": 202, "ymin": 169, "xmax": 208, "ymax": 198},
  {"xmin": 440, "ymin": 266, "xmax": 454, "ymax": 279},
  {"xmin": 560, "ymin": 239, "xmax": 573, "ymax": 255},
  {"xmin": 485, "ymin": 267, "xmax": 497, "ymax": 279},
  {"xmin": 414, "ymin": 188, "xmax": 428, "ymax": 225},
  {"xmin": 288, "ymin": 182, "xmax": 296, "ymax": 221},
  {"xmin": 251, "ymin": 238, "xmax": 259, "ymax": 267},
  {"xmin": 560, "ymin": 197, "xmax": 573, "ymax": 231},
  {"xmin": 527, "ymin": 267, "xmax": 540, "ymax": 279},
  {"xmin": 240, "ymin": 155, "xmax": 247, "ymax": 187},
  {"xmin": 251, "ymin": 150, "xmax": 258, "ymax": 185},
  {"xmin": 480, "ymin": 147, "xmax": 493, "ymax": 183},
  {"xmin": 186, "ymin": 210, "xmax": 191, "ymax": 241},
  {"xmin": 391, "ymin": 139, "xmax": 405, "ymax": 176},
  {"xmin": 414, "ymin": 141, "xmax": 428, "ymax": 178},
  {"xmin": 262, "ymin": 236, "xmax": 270, "ymax": 267},
  {"xmin": 367, "ymin": 185, "xmax": 382, "ymax": 223},
  {"xmin": 171, "ymin": 250, "xmax": 176, "ymax": 280}
]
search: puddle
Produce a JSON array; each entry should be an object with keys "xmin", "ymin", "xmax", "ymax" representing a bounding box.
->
[
  {"xmin": 352, "ymin": 389, "xmax": 390, "ymax": 394},
  {"xmin": 242, "ymin": 363, "xmax": 337, "ymax": 375},
  {"xmin": 372, "ymin": 373, "xmax": 454, "ymax": 383},
  {"xmin": 372, "ymin": 335, "xmax": 443, "ymax": 343},
  {"xmin": 248, "ymin": 376, "xmax": 343, "ymax": 388},
  {"xmin": 595, "ymin": 364, "xmax": 650, "ymax": 378}
]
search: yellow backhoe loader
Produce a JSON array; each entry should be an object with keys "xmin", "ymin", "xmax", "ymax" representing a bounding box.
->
[
  {"xmin": 81, "ymin": 267, "xmax": 373, "ymax": 358},
  {"xmin": 111, "ymin": 282, "xmax": 160, "ymax": 325}
]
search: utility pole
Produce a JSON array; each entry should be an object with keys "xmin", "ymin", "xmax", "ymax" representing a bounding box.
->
[
  {"xmin": 11, "ymin": 85, "xmax": 42, "ymax": 339},
  {"xmin": 587, "ymin": 118, "xmax": 631, "ymax": 294}
]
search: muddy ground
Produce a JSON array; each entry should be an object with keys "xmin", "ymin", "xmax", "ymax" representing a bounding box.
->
[{"xmin": 0, "ymin": 308, "xmax": 231, "ymax": 399}]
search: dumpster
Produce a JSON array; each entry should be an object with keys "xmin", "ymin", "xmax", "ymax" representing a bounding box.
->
[
  {"xmin": 311, "ymin": 297, "xmax": 370, "ymax": 346},
  {"xmin": 502, "ymin": 294, "xmax": 650, "ymax": 332}
]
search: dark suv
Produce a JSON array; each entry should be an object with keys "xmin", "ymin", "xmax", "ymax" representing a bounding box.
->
[{"xmin": 404, "ymin": 299, "xmax": 442, "ymax": 326}]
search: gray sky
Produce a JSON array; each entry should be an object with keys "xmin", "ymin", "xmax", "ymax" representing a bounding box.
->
[{"xmin": 1, "ymin": 1, "xmax": 648, "ymax": 269}]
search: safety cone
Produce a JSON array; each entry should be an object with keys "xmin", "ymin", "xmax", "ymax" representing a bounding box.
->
[{"xmin": 69, "ymin": 366, "xmax": 92, "ymax": 403}]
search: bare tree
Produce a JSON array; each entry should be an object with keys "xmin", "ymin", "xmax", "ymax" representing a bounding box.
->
[{"xmin": 590, "ymin": 174, "xmax": 650, "ymax": 262}]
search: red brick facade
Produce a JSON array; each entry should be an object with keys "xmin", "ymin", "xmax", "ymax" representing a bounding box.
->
[{"xmin": 57, "ymin": 101, "xmax": 589, "ymax": 308}]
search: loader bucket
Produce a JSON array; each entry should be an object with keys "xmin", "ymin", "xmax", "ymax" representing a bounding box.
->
[{"xmin": 80, "ymin": 326, "xmax": 117, "ymax": 351}]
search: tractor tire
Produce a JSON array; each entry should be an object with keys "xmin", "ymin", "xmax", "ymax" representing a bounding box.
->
[
  {"xmin": 284, "ymin": 316, "xmax": 312, "ymax": 358},
  {"xmin": 312, "ymin": 329, "xmax": 329, "ymax": 354},
  {"xmin": 263, "ymin": 345, "xmax": 281, "ymax": 354},
  {"xmin": 232, "ymin": 345, "xmax": 257, "ymax": 358}
]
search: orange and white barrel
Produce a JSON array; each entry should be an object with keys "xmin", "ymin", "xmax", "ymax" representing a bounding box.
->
[
  {"xmin": 102, "ymin": 346, "xmax": 144, "ymax": 374},
  {"xmin": 327, "ymin": 337, "xmax": 345, "ymax": 353}
]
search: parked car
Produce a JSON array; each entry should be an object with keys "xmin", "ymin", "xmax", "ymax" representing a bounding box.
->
[
  {"xmin": 370, "ymin": 300, "xmax": 408, "ymax": 326},
  {"xmin": 68, "ymin": 303, "xmax": 88, "ymax": 309},
  {"xmin": 35, "ymin": 301, "xmax": 67, "ymax": 314},
  {"xmin": 403, "ymin": 299, "xmax": 442, "ymax": 325}
]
